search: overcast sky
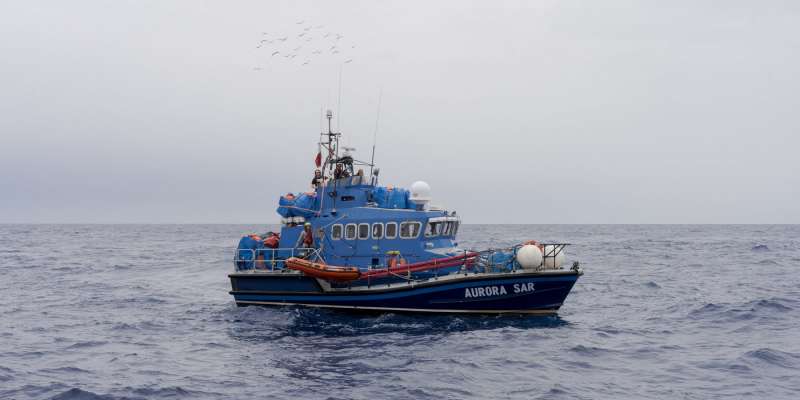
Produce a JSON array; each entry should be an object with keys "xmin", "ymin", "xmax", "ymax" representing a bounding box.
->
[{"xmin": 1, "ymin": 1, "xmax": 798, "ymax": 223}]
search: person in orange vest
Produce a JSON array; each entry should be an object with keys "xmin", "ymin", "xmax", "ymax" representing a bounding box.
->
[
  {"xmin": 294, "ymin": 222, "xmax": 316, "ymax": 259},
  {"xmin": 295, "ymin": 222, "xmax": 315, "ymax": 249}
]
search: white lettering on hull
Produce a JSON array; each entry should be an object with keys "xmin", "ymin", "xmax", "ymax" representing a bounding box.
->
[
  {"xmin": 514, "ymin": 282, "xmax": 534, "ymax": 293},
  {"xmin": 464, "ymin": 285, "xmax": 509, "ymax": 298},
  {"xmin": 513, "ymin": 282, "xmax": 536, "ymax": 293}
]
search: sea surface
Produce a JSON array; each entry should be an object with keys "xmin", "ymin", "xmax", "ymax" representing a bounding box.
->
[{"xmin": 1, "ymin": 224, "xmax": 799, "ymax": 399}]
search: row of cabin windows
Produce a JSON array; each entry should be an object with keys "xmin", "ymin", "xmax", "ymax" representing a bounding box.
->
[
  {"xmin": 331, "ymin": 221, "xmax": 423, "ymax": 240},
  {"xmin": 424, "ymin": 220, "xmax": 460, "ymax": 238}
]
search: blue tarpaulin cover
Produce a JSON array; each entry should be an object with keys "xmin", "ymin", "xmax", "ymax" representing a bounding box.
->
[
  {"xmin": 372, "ymin": 186, "xmax": 389, "ymax": 208},
  {"xmin": 371, "ymin": 187, "xmax": 411, "ymax": 209},
  {"xmin": 389, "ymin": 188, "xmax": 410, "ymax": 209},
  {"xmin": 276, "ymin": 193, "xmax": 317, "ymax": 218},
  {"xmin": 236, "ymin": 235, "xmax": 263, "ymax": 270}
]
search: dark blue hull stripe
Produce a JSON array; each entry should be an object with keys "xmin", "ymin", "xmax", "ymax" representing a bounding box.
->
[{"xmin": 231, "ymin": 273, "xmax": 579, "ymax": 312}]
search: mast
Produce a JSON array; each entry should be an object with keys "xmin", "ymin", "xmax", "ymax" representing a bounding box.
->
[
  {"xmin": 369, "ymin": 88, "xmax": 382, "ymax": 179},
  {"xmin": 318, "ymin": 110, "xmax": 341, "ymax": 214}
]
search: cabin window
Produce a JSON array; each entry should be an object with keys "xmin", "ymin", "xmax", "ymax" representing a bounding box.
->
[
  {"xmin": 385, "ymin": 222, "xmax": 397, "ymax": 239},
  {"xmin": 331, "ymin": 224, "xmax": 343, "ymax": 240},
  {"xmin": 372, "ymin": 223, "xmax": 384, "ymax": 239},
  {"xmin": 358, "ymin": 223, "xmax": 369, "ymax": 239},
  {"xmin": 341, "ymin": 195, "xmax": 355, "ymax": 201},
  {"xmin": 412, "ymin": 222, "xmax": 421, "ymax": 237},
  {"xmin": 452, "ymin": 221, "xmax": 460, "ymax": 236},
  {"xmin": 345, "ymin": 224, "xmax": 357, "ymax": 240},
  {"xmin": 443, "ymin": 222, "xmax": 452, "ymax": 236},
  {"xmin": 425, "ymin": 221, "xmax": 442, "ymax": 237},
  {"xmin": 400, "ymin": 221, "xmax": 422, "ymax": 239}
]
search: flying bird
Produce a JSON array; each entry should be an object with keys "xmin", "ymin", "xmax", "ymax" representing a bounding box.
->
[
  {"xmin": 296, "ymin": 20, "xmax": 304, "ymax": 24},
  {"xmin": 293, "ymin": 45, "xmax": 302, "ymax": 51},
  {"xmin": 335, "ymin": 34, "xmax": 343, "ymax": 40},
  {"xmin": 302, "ymin": 61, "xmax": 310, "ymax": 65},
  {"xmin": 298, "ymin": 32, "xmax": 306, "ymax": 37},
  {"xmin": 278, "ymin": 36, "xmax": 288, "ymax": 41},
  {"xmin": 344, "ymin": 59, "xmax": 353, "ymax": 64},
  {"xmin": 323, "ymin": 33, "xmax": 330, "ymax": 38},
  {"xmin": 271, "ymin": 51, "xmax": 280, "ymax": 56}
]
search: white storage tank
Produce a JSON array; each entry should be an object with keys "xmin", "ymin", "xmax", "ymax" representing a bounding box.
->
[
  {"xmin": 409, "ymin": 181, "xmax": 432, "ymax": 210},
  {"xmin": 543, "ymin": 245, "xmax": 566, "ymax": 269},
  {"xmin": 516, "ymin": 244, "xmax": 543, "ymax": 270}
]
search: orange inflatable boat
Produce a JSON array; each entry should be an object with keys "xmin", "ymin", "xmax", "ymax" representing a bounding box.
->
[{"xmin": 285, "ymin": 257, "xmax": 361, "ymax": 282}]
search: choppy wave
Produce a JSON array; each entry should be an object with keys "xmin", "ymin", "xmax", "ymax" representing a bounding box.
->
[
  {"xmin": 689, "ymin": 298, "xmax": 794, "ymax": 323},
  {"xmin": 743, "ymin": 348, "xmax": 800, "ymax": 369},
  {"xmin": 50, "ymin": 388, "xmax": 113, "ymax": 400},
  {"xmin": 65, "ymin": 341, "xmax": 108, "ymax": 350},
  {"xmin": 644, "ymin": 281, "xmax": 661, "ymax": 289}
]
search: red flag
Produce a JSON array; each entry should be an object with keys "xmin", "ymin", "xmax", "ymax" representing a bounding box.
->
[{"xmin": 314, "ymin": 152, "xmax": 322, "ymax": 167}]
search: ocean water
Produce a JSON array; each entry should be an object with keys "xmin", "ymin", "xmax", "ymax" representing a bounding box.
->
[{"xmin": 1, "ymin": 224, "xmax": 799, "ymax": 399}]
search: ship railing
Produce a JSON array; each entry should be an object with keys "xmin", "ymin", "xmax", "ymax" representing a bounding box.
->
[
  {"xmin": 357, "ymin": 244, "xmax": 572, "ymax": 288},
  {"xmin": 233, "ymin": 247, "xmax": 319, "ymax": 272},
  {"xmin": 468, "ymin": 243, "xmax": 571, "ymax": 273}
]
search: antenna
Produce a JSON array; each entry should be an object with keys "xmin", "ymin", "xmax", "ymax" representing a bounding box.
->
[
  {"xmin": 319, "ymin": 109, "xmax": 338, "ymax": 214},
  {"xmin": 336, "ymin": 65, "xmax": 343, "ymax": 132},
  {"xmin": 369, "ymin": 88, "xmax": 383, "ymax": 178},
  {"xmin": 319, "ymin": 105, "xmax": 324, "ymax": 133}
]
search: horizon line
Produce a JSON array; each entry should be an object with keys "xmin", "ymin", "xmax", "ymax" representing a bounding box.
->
[{"xmin": 1, "ymin": 222, "xmax": 798, "ymax": 226}]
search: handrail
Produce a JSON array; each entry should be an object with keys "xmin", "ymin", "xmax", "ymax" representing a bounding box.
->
[
  {"xmin": 471, "ymin": 243, "xmax": 571, "ymax": 272},
  {"xmin": 233, "ymin": 243, "xmax": 572, "ymax": 275},
  {"xmin": 233, "ymin": 247, "xmax": 318, "ymax": 272}
]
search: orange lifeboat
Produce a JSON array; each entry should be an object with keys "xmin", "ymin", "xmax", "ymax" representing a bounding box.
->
[{"xmin": 285, "ymin": 257, "xmax": 361, "ymax": 282}]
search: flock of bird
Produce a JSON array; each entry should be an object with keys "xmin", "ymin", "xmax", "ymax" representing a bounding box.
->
[{"xmin": 252, "ymin": 20, "xmax": 355, "ymax": 70}]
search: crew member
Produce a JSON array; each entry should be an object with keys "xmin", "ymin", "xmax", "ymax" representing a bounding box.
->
[
  {"xmin": 334, "ymin": 164, "xmax": 347, "ymax": 179},
  {"xmin": 295, "ymin": 222, "xmax": 315, "ymax": 250},
  {"xmin": 311, "ymin": 169, "xmax": 325, "ymax": 189}
]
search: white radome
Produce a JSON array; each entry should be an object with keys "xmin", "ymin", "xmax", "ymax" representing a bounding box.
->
[
  {"xmin": 409, "ymin": 181, "xmax": 432, "ymax": 205},
  {"xmin": 517, "ymin": 245, "xmax": 543, "ymax": 269},
  {"xmin": 543, "ymin": 245, "xmax": 566, "ymax": 268}
]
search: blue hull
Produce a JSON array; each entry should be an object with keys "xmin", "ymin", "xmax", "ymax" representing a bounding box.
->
[{"xmin": 229, "ymin": 271, "xmax": 581, "ymax": 314}]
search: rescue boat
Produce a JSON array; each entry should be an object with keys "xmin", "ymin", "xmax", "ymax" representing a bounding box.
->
[
  {"xmin": 227, "ymin": 111, "xmax": 582, "ymax": 314},
  {"xmin": 285, "ymin": 258, "xmax": 361, "ymax": 282}
]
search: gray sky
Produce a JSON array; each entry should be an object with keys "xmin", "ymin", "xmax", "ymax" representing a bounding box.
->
[{"xmin": 1, "ymin": 0, "xmax": 798, "ymax": 224}]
